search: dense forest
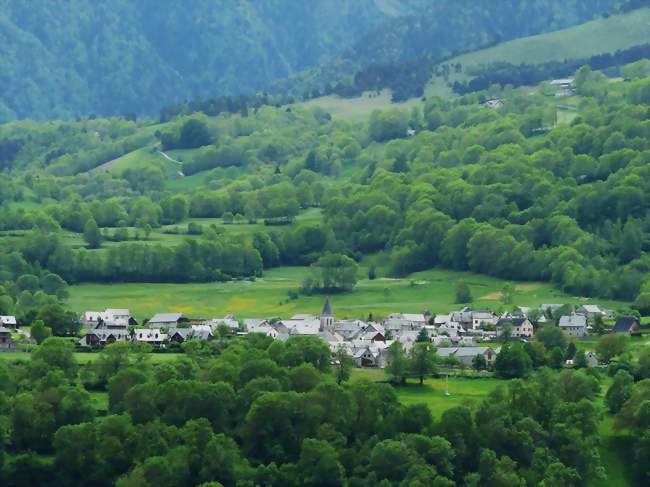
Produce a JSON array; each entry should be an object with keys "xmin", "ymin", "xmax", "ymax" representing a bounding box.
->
[
  {"xmin": 0, "ymin": 0, "xmax": 619, "ymax": 121},
  {"xmin": 1, "ymin": 333, "xmax": 648, "ymax": 486},
  {"xmin": 0, "ymin": 0, "xmax": 423, "ymax": 121}
]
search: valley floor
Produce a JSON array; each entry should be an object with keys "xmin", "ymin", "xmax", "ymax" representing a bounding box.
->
[{"xmin": 66, "ymin": 266, "xmax": 628, "ymax": 321}]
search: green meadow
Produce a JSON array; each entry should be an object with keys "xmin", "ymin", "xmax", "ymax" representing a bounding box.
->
[
  {"xmin": 66, "ymin": 266, "xmax": 629, "ymax": 321},
  {"xmin": 350, "ymin": 368, "xmax": 503, "ymax": 418}
]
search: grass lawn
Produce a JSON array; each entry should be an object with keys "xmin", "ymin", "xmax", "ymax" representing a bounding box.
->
[
  {"xmin": 66, "ymin": 266, "xmax": 630, "ymax": 321},
  {"xmin": 89, "ymin": 391, "xmax": 109, "ymax": 412},
  {"xmin": 349, "ymin": 368, "xmax": 503, "ymax": 418}
]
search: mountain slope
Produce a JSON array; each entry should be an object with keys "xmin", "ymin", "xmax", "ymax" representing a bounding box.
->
[
  {"xmin": 276, "ymin": 0, "xmax": 620, "ymax": 99},
  {"xmin": 0, "ymin": 0, "xmax": 424, "ymax": 121}
]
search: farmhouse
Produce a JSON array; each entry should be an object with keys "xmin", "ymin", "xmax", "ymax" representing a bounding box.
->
[
  {"xmin": 79, "ymin": 329, "xmax": 130, "ymax": 347},
  {"xmin": 83, "ymin": 309, "xmax": 134, "ymax": 328},
  {"xmin": 559, "ymin": 314, "xmax": 588, "ymax": 337},
  {"xmin": 0, "ymin": 326, "xmax": 15, "ymax": 351},
  {"xmin": 132, "ymin": 328, "xmax": 167, "ymax": 346},
  {"xmin": 383, "ymin": 313, "xmax": 428, "ymax": 333},
  {"xmin": 436, "ymin": 346, "xmax": 496, "ymax": 367},
  {"xmin": 0, "ymin": 315, "xmax": 17, "ymax": 328},
  {"xmin": 168, "ymin": 326, "xmax": 213, "ymax": 343},
  {"xmin": 205, "ymin": 315, "xmax": 239, "ymax": 330},
  {"xmin": 612, "ymin": 316, "xmax": 641, "ymax": 335},
  {"xmin": 575, "ymin": 305, "xmax": 611, "ymax": 321},
  {"xmin": 148, "ymin": 313, "xmax": 188, "ymax": 328},
  {"xmin": 496, "ymin": 317, "xmax": 534, "ymax": 338}
]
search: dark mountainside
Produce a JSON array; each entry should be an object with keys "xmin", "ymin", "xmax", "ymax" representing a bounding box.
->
[
  {"xmin": 0, "ymin": 0, "xmax": 618, "ymax": 121},
  {"xmin": 0, "ymin": 0, "xmax": 423, "ymax": 121}
]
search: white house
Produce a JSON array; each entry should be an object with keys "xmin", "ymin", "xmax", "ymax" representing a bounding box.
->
[
  {"xmin": 0, "ymin": 316, "xmax": 17, "ymax": 328},
  {"xmin": 496, "ymin": 317, "xmax": 534, "ymax": 338}
]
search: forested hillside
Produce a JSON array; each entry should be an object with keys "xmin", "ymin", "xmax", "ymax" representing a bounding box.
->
[
  {"xmin": 0, "ymin": 0, "xmax": 422, "ymax": 121},
  {"xmin": 0, "ymin": 0, "xmax": 620, "ymax": 121},
  {"xmin": 2, "ymin": 67, "xmax": 650, "ymax": 324}
]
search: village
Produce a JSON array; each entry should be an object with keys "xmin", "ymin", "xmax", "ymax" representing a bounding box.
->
[{"xmin": 2, "ymin": 298, "xmax": 640, "ymax": 369}]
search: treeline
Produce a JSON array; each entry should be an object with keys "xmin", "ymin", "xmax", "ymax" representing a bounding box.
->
[
  {"xmin": 453, "ymin": 44, "xmax": 650, "ymax": 94},
  {"xmin": 0, "ymin": 335, "xmax": 608, "ymax": 486}
]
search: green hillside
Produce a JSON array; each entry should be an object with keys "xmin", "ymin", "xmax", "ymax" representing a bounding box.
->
[{"xmin": 426, "ymin": 7, "xmax": 650, "ymax": 97}]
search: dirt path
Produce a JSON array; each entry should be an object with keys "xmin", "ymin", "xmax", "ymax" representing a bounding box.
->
[{"xmin": 159, "ymin": 151, "xmax": 183, "ymax": 165}]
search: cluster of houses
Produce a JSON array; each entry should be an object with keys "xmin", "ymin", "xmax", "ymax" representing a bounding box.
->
[{"xmin": 66, "ymin": 300, "xmax": 643, "ymax": 368}]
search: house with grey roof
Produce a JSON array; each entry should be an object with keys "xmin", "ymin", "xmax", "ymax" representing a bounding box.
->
[
  {"xmin": 496, "ymin": 317, "xmax": 534, "ymax": 338},
  {"xmin": 436, "ymin": 346, "xmax": 496, "ymax": 367},
  {"xmin": 612, "ymin": 316, "xmax": 641, "ymax": 335},
  {"xmin": 559, "ymin": 314, "xmax": 588, "ymax": 337},
  {"xmin": 148, "ymin": 313, "xmax": 188, "ymax": 328}
]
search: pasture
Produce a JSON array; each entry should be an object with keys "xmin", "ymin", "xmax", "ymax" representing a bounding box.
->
[
  {"xmin": 66, "ymin": 265, "xmax": 629, "ymax": 321},
  {"xmin": 350, "ymin": 368, "xmax": 503, "ymax": 418}
]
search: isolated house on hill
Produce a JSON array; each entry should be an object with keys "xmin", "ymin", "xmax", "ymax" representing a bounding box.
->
[
  {"xmin": 612, "ymin": 316, "xmax": 641, "ymax": 335},
  {"xmin": 0, "ymin": 316, "xmax": 17, "ymax": 328}
]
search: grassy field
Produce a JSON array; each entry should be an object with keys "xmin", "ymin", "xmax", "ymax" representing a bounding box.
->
[
  {"xmin": 66, "ymin": 265, "xmax": 629, "ymax": 321},
  {"xmin": 297, "ymin": 89, "xmax": 423, "ymax": 120},
  {"xmin": 350, "ymin": 368, "xmax": 503, "ymax": 418},
  {"xmin": 425, "ymin": 7, "xmax": 650, "ymax": 98}
]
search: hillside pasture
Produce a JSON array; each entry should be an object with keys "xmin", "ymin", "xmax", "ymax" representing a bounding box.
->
[{"xmin": 425, "ymin": 7, "xmax": 650, "ymax": 97}]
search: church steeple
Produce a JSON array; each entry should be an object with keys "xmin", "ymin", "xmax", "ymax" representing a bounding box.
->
[{"xmin": 320, "ymin": 297, "xmax": 334, "ymax": 331}]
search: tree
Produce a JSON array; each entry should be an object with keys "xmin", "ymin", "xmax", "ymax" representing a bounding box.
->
[
  {"xmin": 310, "ymin": 253, "xmax": 358, "ymax": 292},
  {"xmin": 536, "ymin": 326, "xmax": 567, "ymax": 353},
  {"xmin": 416, "ymin": 327, "xmax": 430, "ymax": 343},
  {"xmin": 596, "ymin": 334, "xmax": 627, "ymax": 363},
  {"xmin": 573, "ymin": 350, "xmax": 588, "ymax": 369},
  {"xmin": 179, "ymin": 118, "xmax": 212, "ymax": 149},
  {"xmin": 500, "ymin": 283, "xmax": 515, "ymax": 305},
  {"xmin": 494, "ymin": 344, "xmax": 532, "ymax": 379},
  {"xmin": 83, "ymin": 218, "xmax": 102, "ymax": 249},
  {"xmin": 333, "ymin": 345, "xmax": 353, "ymax": 385},
  {"xmin": 296, "ymin": 439, "xmax": 346, "ymax": 487},
  {"xmin": 565, "ymin": 341, "xmax": 577, "ymax": 360},
  {"xmin": 550, "ymin": 347, "xmax": 565, "ymax": 369},
  {"xmin": 409, "ymin": 342, "xmax": 437, "ymax": 386},
  {"xmin": 455, "ymin": 281, "xmax": 472, "ymax": 304},
  {"xmin": 31, "ymin": 319, "xmax": 52, "ymax": 344},
  {"xmin": 605, "ymin": 370, "xmax": 634, "ymax": 413},
  {"xmin": 387, "ymin": 341, "xmax": 408, "ymax": 385},
  {"xmin": 472, "ymin": 354, "xmax": 487, "ymax": 371},
  {"xmin": 36, "ymin": 304, "xmax": 79, "ymax": 336},
  {"xmin": 30, "ymin": 337, "xmax": 78, "ymax": 380}
]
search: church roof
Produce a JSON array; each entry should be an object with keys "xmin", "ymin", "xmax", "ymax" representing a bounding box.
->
[{"xmin": 321, "ymin": 297, "xmax": 332, "ymax": 317}]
